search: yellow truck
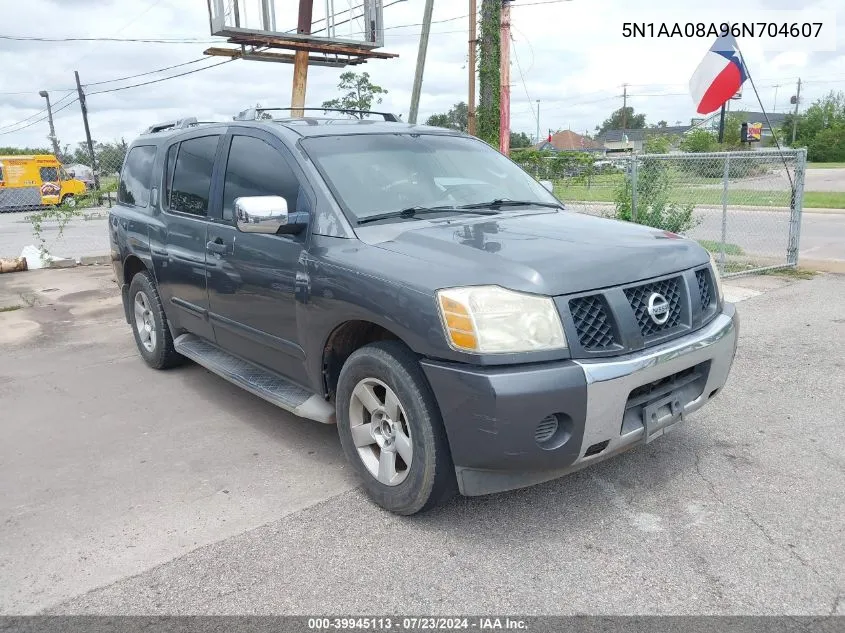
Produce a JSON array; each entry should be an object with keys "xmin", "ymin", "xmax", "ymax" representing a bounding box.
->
[{"xmin": 0, "ymin": 154, "xmax": 87, "ymax": 211}]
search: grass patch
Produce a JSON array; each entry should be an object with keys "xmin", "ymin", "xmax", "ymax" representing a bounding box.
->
[
  {"xmin": 553, "ymin": 183, "xmax": 845, "ymax": 210},
  {"xmin": 0, "ymin": 304, "xmax": 22, "ymax": 313},
  {"xmin": 808, "ymin": 162, "xmax": 845, "ymax": 169},
  {"xmin": 698, "ymin": 240, "xmax": 745, "ymax": 255},
  {"xmin": 760, "ymin": 267, "xmax": 817, "ymax": 279},
  {"xmin": 802, "ymin": 192, "xmax": 845, "ymax": 209}
]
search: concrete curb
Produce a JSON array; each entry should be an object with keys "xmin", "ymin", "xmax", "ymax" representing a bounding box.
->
[{"xmin": 45, "ymin": 254, "xmax": 111, "ymax": 269}]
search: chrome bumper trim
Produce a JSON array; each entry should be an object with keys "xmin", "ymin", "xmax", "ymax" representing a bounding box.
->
[{"xmin": 572, "ymin": 307, "xmax": 738, "ymax": 463}]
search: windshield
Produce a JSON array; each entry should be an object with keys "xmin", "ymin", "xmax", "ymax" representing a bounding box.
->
[{"xmin": 301, "ymin": 134, "xmax": 560, "ymax": 223}]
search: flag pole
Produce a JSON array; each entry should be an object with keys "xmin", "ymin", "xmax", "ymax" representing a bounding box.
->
[
  {"xmin": 717, "ymin": 103, "xmax": 726, "ymax": 143},
  {"xmin": 733, "ymin": 40, "xmax": 794, "ymax": 192}
]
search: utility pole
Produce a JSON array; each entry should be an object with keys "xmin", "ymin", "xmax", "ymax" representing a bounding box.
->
[
  {"xmin": 621, "ymin": 83, "xmax": 628, "ymax": 131},
  {"xmin": 536, "ymin": 100, "xmax": 540, "ymax": 144},
  {"xmin": 499, "ymin": 0, "xmax": 512, "ymax": 155},
  {"xmin": 791, "ymin": 77, "xmax": 802, "ymax": 145},
  {"xmin": 468, "ymin": 0, "xmax": 477, "ymax": 135},
  {"xmin": 408, "ymin": 0, "xmax": 435, "ymax": 124},
  {"xmin": 291, "ymin": 0, "xmax": 314, "ymax": 117},
  {"xmin": 74, "ymin": 71, "xmax": 100, "ymax": 190},
  {"xmin": 38, "ymin": 90, "xmax": 61, "ymax": 158}
]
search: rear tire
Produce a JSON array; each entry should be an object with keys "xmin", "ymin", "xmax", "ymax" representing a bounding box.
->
[
  {"xmin": 336, "ymin": 341, "xmax": 457, "ymax": 515},
  {"xmin": 127, "ymin": 271, "xmax": 183, "ymax": 369}
]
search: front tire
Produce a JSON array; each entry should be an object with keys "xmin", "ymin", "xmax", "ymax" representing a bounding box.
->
[
  {"xmin": 336, "ymin": 341, "xmax": 456, "ymax": 515},
  {"xmin": 127, "ymin": 271, "xmax": 183, "ymax": 369},
  {"xmin": 60, "ymin": 194, "xmax": 76, "ymax": 208}
]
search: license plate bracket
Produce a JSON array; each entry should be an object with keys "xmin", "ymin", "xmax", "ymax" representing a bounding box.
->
[{"xmin": 642, "ymin": 391, "xmax": 684, "ymax": 444}]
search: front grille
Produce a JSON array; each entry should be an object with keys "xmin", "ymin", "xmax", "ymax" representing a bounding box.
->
[
  {"xmin": 624, "ymin": 277, "xmax": 682, "ymax": 337},
  {"xmin": 696, "ymin": 269, "xmax": 712, "ymax": 310},
  {"xmin": 569, "ymin": 295, "xmax": 617, "ymax": 350}
]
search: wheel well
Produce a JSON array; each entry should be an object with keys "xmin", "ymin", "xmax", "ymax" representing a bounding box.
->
[
  {"xmin": 123, "ymin": 255, "xmax": 147, "ymax": 285},
  {"xmin": 322, "ymin": 321, "xmax": 400, "ymax": 400}
]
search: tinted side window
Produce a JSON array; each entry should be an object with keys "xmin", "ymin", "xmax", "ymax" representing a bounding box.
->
[
  {"xmin": 170, "ymin": 135, "xmax": 220, "ymax": 217},
  {"xmin": 222, "ymin": 135, "xmax": 302, "ymax": 222},
  {"xmin": 118, "ymin": 145, "xmax": 157, "ymax": 207},
  {"xmin": 163, "ymin": 143, "xmax": 178, "ymax": 208}
]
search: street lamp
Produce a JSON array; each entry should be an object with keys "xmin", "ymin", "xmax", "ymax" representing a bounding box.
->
[{"xmin": 39, "ymin": 90, "xmax": 61, "ymax": 158}]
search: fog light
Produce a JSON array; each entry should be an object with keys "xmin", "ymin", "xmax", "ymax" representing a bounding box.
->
[
  {"xmin": 534, "ymin": 415, "xmax": 559, "ymax": 444},
  {"xmin": 534, "ymin": 413, "xmax": 574, "ymax": 450}
]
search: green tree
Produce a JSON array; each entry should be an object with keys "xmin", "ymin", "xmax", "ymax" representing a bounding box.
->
[
  {"xmin": 680, "ymin": 129, "xmax": 718, "ymax": 153},
  {"xmin": 425, "ymin": 102, "xmax": 468, "ymax": 132},
  {"xmin": 808, "ymin": 125, "xmax": 845, "ymax": 162},
  {"xmin": 509, "ymin": 131, "xmax": 532, "ymax": 149},
  {"xmin": 596, "ymin": 107, "xmax": 646, "ymax": 135},
  {"xmin": 0, "ymin": 146, "xmax": 51, "ymax": 156},
  {"xmin": 645, "ymin": 135, "xmax": 671, "ymax": 154},
  {"xmin": 321, "ymin": 71, "xmax": 388, "ymax": 118},
  {"xmin": 781, "ymin": 91, "xmax": 845, "ymax": 149}
]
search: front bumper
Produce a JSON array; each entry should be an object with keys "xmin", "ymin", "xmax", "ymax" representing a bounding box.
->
[{"xmin": 421, "ymin": 304, "xmax": 738, "ymax": 496}]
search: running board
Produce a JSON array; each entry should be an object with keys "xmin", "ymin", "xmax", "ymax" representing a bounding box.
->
[{"xmin": 174, "ymin": 334, "xmax": 335, "ymax": 424}]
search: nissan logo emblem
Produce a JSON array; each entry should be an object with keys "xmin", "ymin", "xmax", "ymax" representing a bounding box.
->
[{"xmin": 647, "ymin": 292, "xmax": 670, "ymax": 325}]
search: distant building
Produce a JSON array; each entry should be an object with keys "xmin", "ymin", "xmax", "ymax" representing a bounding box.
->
[{"xmin": 534, "ymin": 130, "xmax": 605, "ymax": 154}]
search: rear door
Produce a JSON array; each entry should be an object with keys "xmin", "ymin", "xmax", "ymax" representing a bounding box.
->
[
  {"xmin": 205, "ymin": 130, "xmax": 313, "ymax": 382},
  {"xmin": 149, "ymin": 133, "xmax": 223, "ymax": 341}
]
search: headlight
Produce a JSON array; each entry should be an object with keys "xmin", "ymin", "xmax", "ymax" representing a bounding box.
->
[
  {"xmin": 436, "ymin": 285, "xmax": 567, "ymax": 353},
  {"xmin": 709, "ymin": 253, "xmax": 725, "ymax": 302}
]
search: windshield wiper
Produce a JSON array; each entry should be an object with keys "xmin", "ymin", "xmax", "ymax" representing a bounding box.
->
[
  {"xmin": 357, "ymin": 205, "xmax": 499, "ymax": 225},
  {"xmin": 455, "ymin": 199, "xmax": 563, "ymax": 210}
]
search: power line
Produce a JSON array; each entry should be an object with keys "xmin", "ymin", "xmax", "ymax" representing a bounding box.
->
[
  {"xmin": 0, "ymin": 91, "xmax": 75, "ymax": 132},
  {"xmin": 68, "ymin": 0, "xmax": 168, "ymax": 68},
  {"xmin": 0, "ymin": 98, "xmax": 79, "ymax": 137},
  {"xmin": 83, "ymin": 57, "xmax": 209, "ymax": 86},
  {"xmin": 86, "ymin": 58, "xmax": 238, "ymax": 95},
  {"xmin": 510, "ymin": 34, "xmax": 538, "ymax": 130},
  {"xmin": 512, "ymin": 0, "xmax": 574, "ymax": 6},
  {"xmin": 0, "ymin": 35, "xmax": 217, "ymax": 44}
]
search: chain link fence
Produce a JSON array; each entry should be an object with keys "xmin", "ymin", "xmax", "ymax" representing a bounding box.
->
[
  {"xmin": 0, "ymin": 145, "xmax": 125, "ymax": 261},
  {"xmin": 0, "ymin": 145, "xmax": 124, "ymax": 215},
  {"xmin": 519, "ymin": 148, "xmax": 806, "ymax": 277}
]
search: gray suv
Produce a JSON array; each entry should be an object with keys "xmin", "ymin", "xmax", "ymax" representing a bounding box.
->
[{"xmin": 109, "ymin": 109, "xmax": 738, "ymax": 515}]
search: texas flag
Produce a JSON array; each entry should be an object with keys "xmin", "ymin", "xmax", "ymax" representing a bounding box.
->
[{"xmin": 689, "ymin": 34, "xmax": 748, "ymax": 115}]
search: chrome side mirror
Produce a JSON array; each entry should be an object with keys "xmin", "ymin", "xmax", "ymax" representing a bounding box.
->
[
  {"xmin": 539, "ymin": 180, "xmax": 554, "ymax": 193},
  {"xmin": 235, "ymin": 196, "xmax": 288, "ymax": 234}
]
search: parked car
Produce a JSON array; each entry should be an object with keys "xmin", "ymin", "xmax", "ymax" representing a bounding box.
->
[
  {"xmin": 593, "ymin": 159, "xmax": 626, "ymax": 173},
  {"xmin": 110, "ymin": 112, "xmax": 738, "ymax": 515}
]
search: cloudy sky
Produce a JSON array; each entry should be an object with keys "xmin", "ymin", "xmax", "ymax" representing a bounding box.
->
[{"xmin": 0, "ymin": 0, "xmax": 842, "ymax": 150}]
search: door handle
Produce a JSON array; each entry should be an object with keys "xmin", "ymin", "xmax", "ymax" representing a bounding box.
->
[{"xmin": 206, "ymin": 239, "xmax": 228, "ymax": 255}]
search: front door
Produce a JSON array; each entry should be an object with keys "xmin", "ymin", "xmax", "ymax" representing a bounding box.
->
[{"xmin": 205, "ymin": 130, "xmax": 313, "ymax": 384}]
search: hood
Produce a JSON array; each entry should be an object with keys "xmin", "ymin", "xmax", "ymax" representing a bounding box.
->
[{"xmin": 357, "ymin": 210, "xmax": 710, "ymax": 296}]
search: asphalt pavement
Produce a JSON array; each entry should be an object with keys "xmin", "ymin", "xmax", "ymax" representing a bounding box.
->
[{"xmin": 0, "ymin": 266, "xmax": 842, "ymax": 615}]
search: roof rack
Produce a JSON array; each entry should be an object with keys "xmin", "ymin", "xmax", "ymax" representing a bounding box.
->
[
  {"xmin": 233, "ymin": 107, "xmax": 401, "ymax": 122},
  {"xmin": 142, "ymin": 118, "xmax": 203, "ymax": 135}
]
